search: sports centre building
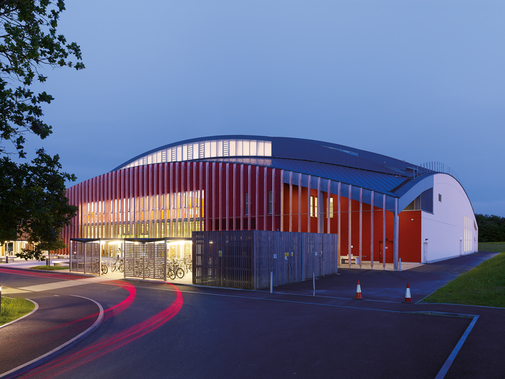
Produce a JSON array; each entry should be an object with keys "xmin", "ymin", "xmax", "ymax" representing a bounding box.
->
[
  {"xmin": 3, "ymin": 136, "xmax": 478, "ymax": 287},
  {"xmin": 53, "ymin": 135, "xmax": 478, "ymax": 286}
]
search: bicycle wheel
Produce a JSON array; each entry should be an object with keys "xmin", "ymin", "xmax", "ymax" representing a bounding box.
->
[
  {"xmin": 101, "ymin": 263, "xmax": 108, "ymax": 275},
  {"xmin": 111, "ymin": 261, "xmax": 117, "ymax": 272},
  {"xmin": 176, "ymin": 267, "xmax": 185, "ymax": 279},
  {"xmin": 167, "ymin": 268, "xmax": 176, "ymax": 280},
  {"xmin": 119, "ymin": 263, "xmax": 124, "ymax": 273}
]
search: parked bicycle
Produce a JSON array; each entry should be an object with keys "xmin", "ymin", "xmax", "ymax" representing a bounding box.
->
[
  {"xmin": 92, "ymin": 261, "xmax": 108, "ymax": 275},
  {"xmin": 111, "ymin": 255, "xmax": 124, "ymax": 273},
  {"xmin": 166, "ymin": 258, "xmax": 185, "ymax": 280}
]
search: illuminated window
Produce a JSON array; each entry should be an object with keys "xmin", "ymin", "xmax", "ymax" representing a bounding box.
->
[
  {"xmin": 117, "ymin": 139, "xmax": 273, "ymax": 170},
  {"xmin": 310, "ymin": 195, "xmax": 318, "ymax": 218},
  {"xmin": 329, "ymin": 197, "xmax": 334, "ymax": 218}
]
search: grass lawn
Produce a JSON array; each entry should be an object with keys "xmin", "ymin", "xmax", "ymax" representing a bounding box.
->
[
  {"xmin": 423, "ymin": 252, "xmax": 505, "ymax": 307},
  {"xmin": 0, "ymin": 297, "xmax": 35, "ymax": 326},
  {"xmin": 479, "ymin": 242, "xmax": 505, "ymax": 253},
  {"xmin": 31, "ymin": 265, "xmax": 68, "ymax": 270}
]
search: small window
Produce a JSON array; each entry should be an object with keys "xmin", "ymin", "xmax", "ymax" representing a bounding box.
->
[
  {"xmin": 268, "ymin": 191, "xmax": 273, "ymax": 214},
  {"xmin": 245, "ymin": 193, "xmax": 249, "ymax": 216},
  {"xmin": 329, "ymin": 197, "xmax": 334, "ymax": 218},
  {"xmin": 438, "ymin": 194, "xmax": 442, "ymax": 202}
]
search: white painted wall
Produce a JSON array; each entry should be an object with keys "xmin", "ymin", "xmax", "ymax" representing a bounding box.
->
[{"xmin": 421, "ymin": 174, "xmax": 478, "ymax": 263}]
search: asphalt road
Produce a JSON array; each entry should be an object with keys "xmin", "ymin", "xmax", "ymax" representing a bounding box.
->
[{"xmin": 0, "ymin": 252, "xmax": 503, "ymax": 379}]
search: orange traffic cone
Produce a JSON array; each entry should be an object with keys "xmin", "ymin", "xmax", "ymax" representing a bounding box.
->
[
  {"xmin": 404, "ymin": 283, "xmax": 412, "ymax": 302},
  {"xmin": 355, "ymin": 280, "xmax": 363, "ymax": 299}
]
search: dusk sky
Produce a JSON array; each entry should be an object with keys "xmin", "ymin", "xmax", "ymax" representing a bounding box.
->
[{"xmin": 23, "ymin": 1, "xmax": 504, "ymax": 217}]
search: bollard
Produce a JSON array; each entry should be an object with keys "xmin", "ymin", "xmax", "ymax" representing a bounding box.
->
[
  {"xmin": 270, "ymin": 272, "xmax": 273, "ymax": 294},
  {"xmin": 5, "ymin": 255, "xmax": 8, "ymax": 264}
]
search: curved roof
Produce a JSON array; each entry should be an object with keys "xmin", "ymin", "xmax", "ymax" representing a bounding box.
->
[{"xmin": 111, "ymin": 135, "xmax": 443, "ymax": 198}]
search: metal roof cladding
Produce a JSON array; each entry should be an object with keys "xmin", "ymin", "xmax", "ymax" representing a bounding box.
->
[{"xmin": 112, "ymin": 135, "xmax": 436, "ymax": 197}]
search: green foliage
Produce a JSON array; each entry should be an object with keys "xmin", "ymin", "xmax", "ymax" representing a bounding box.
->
[
  {"xmin": 0, "ymin": 296, "xmax": 35, "ymax": 325},
  {"xmin": 423, "ymin": 253, "xmax": 505, "ymax": 307},
  {"xmin": 0, "ymin": 0, "xmax": 84, "ymax": 157},
  {"xmin": 475, "ymin": 214, "xmax": 505, "ymax": 243},
  {"xmin": 0, "ymin": 1, "xmax": 82, "ymax": 258},
  {"xmin": 18, "ymin": 235, "xmax": 68, "ymax": 261},
  {"xmin": 31, "ymin": 265, "xmax": 67, "ymax": 270}
]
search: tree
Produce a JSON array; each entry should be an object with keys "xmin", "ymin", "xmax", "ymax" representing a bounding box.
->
[
  {"xmin": 0, "ymin": 0, "xmax": 83, "ymax": 259},
  {"xmin": 475, "ymin": 214, "xmax": 505, "ymax": 243},
  {"xmin": 18, "ymin": 236, "xmax": 66, "ymax": 264}
]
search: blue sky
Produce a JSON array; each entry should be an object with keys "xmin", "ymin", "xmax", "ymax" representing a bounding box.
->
[{"xmin": 25, "ymin": 0, "xmax": 505, "ymax": 217}]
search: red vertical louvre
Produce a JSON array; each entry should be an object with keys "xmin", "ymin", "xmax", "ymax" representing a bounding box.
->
[
  {"xmin": 181, "ymin": 161, "xmax": 186, "ymax": 236},
  {"xmin": 211, "ymin": 162, "xmax": 216, "ymax": 231},
  {"xmin": 95, "ymin": 176, "xmax": 99, "ymax": 237},
  {"xmin": 175, "ymin": 161, "xmax": 180, "ymax": 236},
  {"xmin": 280, "ymin": 169, "xmax": 284, "ymax": 232},
  {"xmin": 327, "ymin": 179, "xmax": 331, "ymax": 234},
  {"xmin": 149, "ymin": 164, "xmax": 153, "ymax": 235},
  {"xmin": 205, "ymin": 162, "xmax": 210, "ymax": 231},
  {"xmin": 199, "ymin": 161, "xmax": 203, "ymax": 232},
  {"xmin": 239, "ymin": 164, "xmax": 244, "ymax": 230},
  {"xmin": 110, "ymin": 171, "xmax": 115, "ymax": 238},
  {"xmin": 90, "ymin": 177, "xmax": 95, "ymax": 238},
  {"xmin": 103, "ymin": 174, "xmax": 107, "ymax": 237},
  {"xmin": 225, "ymin": 163, "xmax": 230, "ymax": 231},
  {"xmin": 218, "ymin": 162, "xmax": 222, "ymax": 231},
  {"xmin": 317, "ymin": 177, "xmax": 321, "ymax": 234},
  {"xmin": 289, "ymin": 171, "xmax": 293, "ymax": 232},
  {"xmin": 192, "ymin": 161, "xmax": 197, "ymax": 234},
  {"xmin": 271, "ymin": 168, "xmax": 276, "ymax": 232},
  {"xmin": 163, "ymin": 163, "xmax": 168, "ymax": 237},
  {"xmin": 233, "ymin": 163, "xmax": 237, "ymax": 230},
  {"xmin": 81, "ymin": 181, "xmax": 85, "ymax": 237},
  {"xmin": 155, "ymin": 163, "xmax": 160, "ymax": 238},
  {"xmin": 76, "ymin": 182, "xmax": 80, "ymax": 238},
  {"xmin": 120, "ymin": 169, "xmax": 125, "ymax": 237},
  {"xmin": 181, "ymin": 161, "xmax": 189, "ymax": 237},
  {"xmin": 255, "ymin": 166, "xmax": 259, "ymax": 231},
  {"xmin": 248, "ymin": 165, "xmax": 252, "ymax": 230},
  {"xmin": 133, "ymin": 166, "xmax": 139, "ymax": 236},
  {"xmin": 186, "ymin": 161, "xmax": 191, "ymax": 237},
  {"xmin": 78, "ymin": 182, "xmax": 82, "ymax": 238},
  {"xmin": 307, "ymin": 175, "xmax": 311, "ymax": 233},
  {"xmin": 99, "ymin": 174, "xmax": 103, "ymax": 238},
  {"xmin": 119, "ymin": 171, "xmax": 123, "ymax": 237},
  {"xmin": 143, "ymin": 165, "xmax": 147, "ymax": 231},
  {"xmin": 169, "ymin": 162, "xmax": 174, "ymax": 237},
  {"xmin": 78, "ymin": 182, "xmax": 82, "ymax": 237},
  {"xmin": 263, "ymin": 167, "xmax": 268, "ymax": 231}
]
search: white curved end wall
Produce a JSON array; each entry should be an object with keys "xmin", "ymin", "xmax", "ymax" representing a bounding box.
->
[{"xmin": 421, "ymin": 174, "xmax": 478, "ymax": 263}]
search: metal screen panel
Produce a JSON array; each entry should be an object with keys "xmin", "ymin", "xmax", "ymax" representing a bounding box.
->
[
  {"xmin": 70, "ymin": 240, "xmax": 102, "ymax": 275},
  {"xmin": 193, "ymin": 231, "xmax": 338, "ymax": 290},
  {"xmin": 124, "ymin": 241, "xmax": 167, "ymax": 280},
  {"xmin": 193, "ymin": 231, "xmax": 254, "ymax": 289}
]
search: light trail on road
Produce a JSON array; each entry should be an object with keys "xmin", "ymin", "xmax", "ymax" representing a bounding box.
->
[{"xmin": 16, "ymin": 282, "xmax": 183, "ymax": 379}]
